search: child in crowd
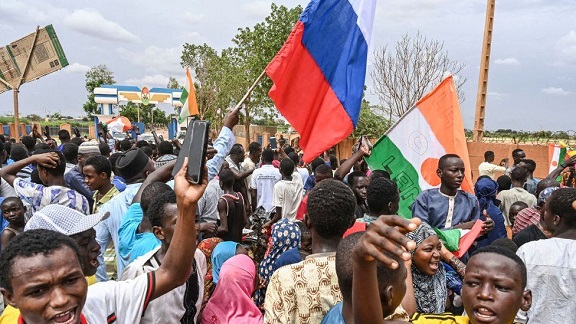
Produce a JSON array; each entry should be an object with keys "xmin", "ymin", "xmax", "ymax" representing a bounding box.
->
[
  {"xmin": 508, "ymin": 201, "xmax": 528, "ymax": 227},
  {"xmin": 322, "ymin": 232, "xmax": 409, "ymax": 323},
  {"xmin": 351, "ymin": 215, "xmax": 532, "ymax": 324},
  {"xmin": 0, "ymin": 197, "xmax": 26, "ymax": 251},
  {"xmin": 217, "ymin": 169, "xmax": 246, "ymax": 242}
]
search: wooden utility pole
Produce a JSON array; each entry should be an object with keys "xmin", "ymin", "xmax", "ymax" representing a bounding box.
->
[{"xmin": 473, "ymin": 0, "xmax": 496, "ymax": 142}]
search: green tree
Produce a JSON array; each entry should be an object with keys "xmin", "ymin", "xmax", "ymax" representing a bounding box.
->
[
  {"xmin": 25, "ymin": 114, "xmax": 43, "ymax": 122},
  {"xmin": 228, "ymin": 3, "xmax": 303, "ymax": 141},
  {"xmin": 352, "ymin": 100, "xmax": 390, "ymax": 139},
  {"xmin": 166, "ymin": 77, "xmax": 181, "ymax": 89},
  {"xmin": 181, "ymin": 43, "xmax": 231, "ymax": 127},
  {"xmin": 118, "ymin": 102, "xmax": 169, "ymax": 125},
  {"xmin": 83, "ymin": 65, "xmax": 115, "ymax": 116}
]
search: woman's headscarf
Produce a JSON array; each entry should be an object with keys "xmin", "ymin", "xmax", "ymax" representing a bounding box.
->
[
  {"xmin": 254, "ymin": 219, "xmax": 301, "ymax": 307},
  {"xmin": 406, "ymin": 223, "xmax": 447, "ymax": 314},
  {"xmin": 475, "ymin": 177, "xmax": 500, "ymax": 210},
  {"xmin": 202, "ymin": 254, "xmax": 263, "ymax": 324},
  {"xmin": 211, "ymin": 241, "xmax": 239, "ymax": 284}
]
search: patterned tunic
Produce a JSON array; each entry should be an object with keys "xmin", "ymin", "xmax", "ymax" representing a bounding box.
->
[{"xmin": 264, "ymin": 253, "xmax": 341, "ymax": 324}]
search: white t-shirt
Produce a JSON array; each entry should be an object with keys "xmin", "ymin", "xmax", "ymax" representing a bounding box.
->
[
  {"xmin": 250, "ymin": 165, "xmax": 281, "ymax": 212},
  {"xmin": 478, "ymin": 161, "xmax": 506, "ymax": 179},
  {"xmin": 273, "ymin": 176, "xmax": 303, "ymax": 221},
  {"xmin": 120, "ymin": 246, "xmax": 207, "ymax": 323},
  {"xmin": 297, "ymin": 167, "xmax": 309, "ymax": 187},
  {"xmin": 83, "ymin": 271, "xmax": 153, "ymax": 322},
  {"xmin": 516, "ymin": 238, "xmax": 576, "ymax": 324}
]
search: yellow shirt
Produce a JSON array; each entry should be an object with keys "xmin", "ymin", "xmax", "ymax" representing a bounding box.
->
[
  {"xmin": 92, "ymin": 186, "xmax": 120, "ymax": 213},
  {"xmin": 0, "ymin": 276, "xmax": 97, "ymax": 323}
]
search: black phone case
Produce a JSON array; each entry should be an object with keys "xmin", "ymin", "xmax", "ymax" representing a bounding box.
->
[
  {"xmin": 186, "ymin": 121, "xmax": 210, "ymax": 184},
  {"xmin": 172, "ymin": 119, "xmax": 195, "ymax": 178}
]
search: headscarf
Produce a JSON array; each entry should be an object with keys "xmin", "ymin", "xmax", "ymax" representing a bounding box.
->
[
  {"xmin": 406, "ymin": 223, "xmax": 447, "ymax": 314},
  {"xmin": 254, "ymin": 219, "xmax": 301, "ymax": 306},
  {"xmin": 475, "ymin": 177, "xmax": 499, "ymax": 210},
  {"xmin": 198, "ymin": 237, "xmax": 223, "ymax": 283},
  {"xmin": 211, "ymin": 241, "xmax": 239, "ymax": 284},
  {"xmin": 202, "ymin": 254, "xmax": 263, "ymax": 324},
  {"xmin": 538, "ymin": 187, "xmax": 559, "ymax": 205}
]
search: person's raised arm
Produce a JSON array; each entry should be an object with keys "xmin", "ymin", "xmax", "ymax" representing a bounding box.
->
[
  {"xmin": 32, "ymin": 124, "xmax": 48, "ymax": 144},
  {"xmin": 151, "ymin": 158, "xmax": 207, "ymax": 300},
  {"xmin": 277, "ymin": 147, "xmax": 288, "ymax": 160},
  {"xmin": 546, "ymin": 155, "xmax": 576, "ymax": 180},
  {"xmin": 207, "ymin": 109, "xmax": 239, "ymax": 180},
  {"xmin": 148, "ymin": 124, "xmax": 161, "ymax": 146},
  {"xmin": 0, "ymin": 152, "xmax": 59, "ymax": 186},
  {"xmin": 171, "ymin": 139, "xmax": 182, "ymax": 151},
  {"xmin": 335, "ymin": 145, "xmax": 370, "ymax": 181},
  {"xmin": 353, "ymin": 215, "xmax": 420, "ymax": 324},
  {"xmin": 132, "ymin": 160, "xmax": 178, "ymax": 204}
]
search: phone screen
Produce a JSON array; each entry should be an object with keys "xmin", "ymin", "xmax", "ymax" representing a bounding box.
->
[
  {"xmin": 187, "ymin": 120, "xmax": 210, "ymax": 184},
  {"xmin": 270, "ymin": 137, "xmax": 278, "ymax": 150}
]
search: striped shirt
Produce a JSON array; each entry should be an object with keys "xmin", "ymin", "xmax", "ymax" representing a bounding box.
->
[
  {"xmin": 512, "ymin": 206, "xmax": 540, "ymax": 235},
  {"xmin": 13, "ymin": 177, "xmax": 89, "ymax": 215}
]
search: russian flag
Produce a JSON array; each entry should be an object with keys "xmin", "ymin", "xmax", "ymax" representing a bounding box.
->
[{"xmin": 266, "ymin": 0, "xmax": 376, "ymax": 162}]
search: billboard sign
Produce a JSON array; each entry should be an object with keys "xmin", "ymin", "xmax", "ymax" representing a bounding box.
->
[{"xmin": 0, "ymin": 25, "xmax": 68, "ymax": 94}]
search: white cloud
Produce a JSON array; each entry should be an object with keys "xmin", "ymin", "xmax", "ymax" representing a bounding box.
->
[
  {"xmin": 183, "ymin": 12, "xmax": 205, "ymax": 24},
  {"xmin": 494, "ymin": 58, "xmax": 521, "ymax": 66},
  {"xmin": 117, "ymin": 46, "xmax": 183, "ymax": 75},
  {"xmin": 125, "ymin": 74, "xmax": 172, "ymax": 87},
  {"xmin": 63, "ymin": 9, "xmax": 139, "ymax": 43},
  {"xmin": 0, "ymin": 1, "xmax": 51, "ymax": 24},
  {"xmin": 487, "ymin": 92, "xmax": 508, "ymax": 100},
  {"xmin": 542, "ymin": 87, "xmax": 571, "ymax": 95},
  {"xmin": 64, "ymin": 63, "xmax": 91, "ymax": 74},
  {"xmin": 242, "ymin": 1, "xmax": 272, "ymax": 19},
  {"xmin": 554, "ymin": 30, "xmax": 576, "ymax": 67}
]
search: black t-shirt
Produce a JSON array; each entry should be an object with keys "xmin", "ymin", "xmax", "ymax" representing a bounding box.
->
[{"xmin": 513, "ymin": 224, "xmax": 547, "ymax": 248}]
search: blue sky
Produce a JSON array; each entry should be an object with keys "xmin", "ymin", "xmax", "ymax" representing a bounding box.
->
[{"xmin": 0, "ymin": 0, "xmax": 574, "ymax": 131}]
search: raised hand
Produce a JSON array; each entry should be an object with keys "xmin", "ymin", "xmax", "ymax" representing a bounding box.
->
[{"xmin": 354, "ymin": 215, "xmax": 420, "ymax": 269}]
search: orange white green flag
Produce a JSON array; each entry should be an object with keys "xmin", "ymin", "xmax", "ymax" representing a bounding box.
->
[
  {"xmin": 365, "ymin": 76, "xmax": 472, "ymax": 218},
  {"xmin": 179, "ymin": 67, "xmax": 199, "ymax": 123}
]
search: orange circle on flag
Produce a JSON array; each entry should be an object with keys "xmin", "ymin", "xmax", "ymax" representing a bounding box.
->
[
  {"xmin": 552, "ymin": 161, "xmax": 558, "ymax": 167},
  {"xmin": 421, "ymin": 158, "xmax": 441, "ymax": 186}
]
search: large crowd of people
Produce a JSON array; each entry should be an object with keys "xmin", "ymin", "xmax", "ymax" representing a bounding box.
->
[{"xmin": 0, "ymin": 112, "xmax": 575, "ymax": 324}]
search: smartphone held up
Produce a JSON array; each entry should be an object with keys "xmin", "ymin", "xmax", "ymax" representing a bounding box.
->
[{"xmin": 172, "ymin": 119, "xmax": 211, "ymax": 184}]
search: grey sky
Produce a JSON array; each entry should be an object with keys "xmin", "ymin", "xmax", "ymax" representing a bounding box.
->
[{"xmin": 0, "ymin": 0, "xmax": 574, "ymax": 131}]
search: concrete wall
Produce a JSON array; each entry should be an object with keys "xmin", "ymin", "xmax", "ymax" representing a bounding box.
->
[
  {"xmin": 334, "ymin": 139, "xmax": 551, "ymax": 181},
  {"xmin": 467, "ymin": 142, "xmax": 549, "ymax": 180}
]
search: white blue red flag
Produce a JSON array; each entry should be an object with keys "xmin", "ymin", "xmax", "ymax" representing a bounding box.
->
[{"xmin": 266, "ymin": 0, "xmax": 376, "ymax": 162}]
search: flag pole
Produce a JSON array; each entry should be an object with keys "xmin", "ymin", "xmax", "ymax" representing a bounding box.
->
[{"xmin": 233, "ymin": 69, "xmax": 267, "ymax": 112}]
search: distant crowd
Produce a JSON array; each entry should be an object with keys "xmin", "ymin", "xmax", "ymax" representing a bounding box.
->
[{"xmin": 0, "ymin": 112, "xmax": 574, "ymax": 324}]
